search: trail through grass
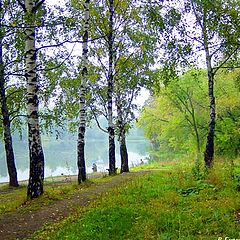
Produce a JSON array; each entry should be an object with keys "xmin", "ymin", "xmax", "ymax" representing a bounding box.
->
[{"xmin": 32, "ymin": 160, "xmax": 240, "ymax": 240}]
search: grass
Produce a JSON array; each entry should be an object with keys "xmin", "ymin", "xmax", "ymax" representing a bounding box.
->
[
  {"xmin": 0, "ymin": 158, "xmax": 240, "ymax": 239},
  {"xmin": 0, "ymin": 184, "xmax": 27, "ymax": 215},
  {"xmin": 0, "ymin": 168, "xmax": 118, "ymax": 216},
  {"xmin": 0, "ymin": 177, "xmax": 98, "ymax": 216},
  {"xmin": 30, "ymin": 158, "xmax": 240, "ymax": 240},
  {"xmin": 131, "ymin": 160, "xmax": 175, "ymax": 171}
]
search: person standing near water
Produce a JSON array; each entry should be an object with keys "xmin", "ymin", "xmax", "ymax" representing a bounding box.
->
[{"xmin": 92, "ymin": 163, "xmax": 97, "ymax": 172}]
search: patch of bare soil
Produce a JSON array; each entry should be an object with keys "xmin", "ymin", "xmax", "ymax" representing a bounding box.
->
[{"xmin": 0, "ymin": 171, "xmax": 152, "ymax": 240}]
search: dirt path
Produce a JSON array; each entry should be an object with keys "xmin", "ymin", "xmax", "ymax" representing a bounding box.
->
[{"xmin": 0, "ymin": 171, "xmax": 152, "ymax": 240}]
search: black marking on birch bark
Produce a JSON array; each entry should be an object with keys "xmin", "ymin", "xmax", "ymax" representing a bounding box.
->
[
  {"xmin": 78, "ymin": 126, "xmax": 86, "ymax": 183},
  {"xmin": 30, "ymin": 31, "xmax": 35, "ymax": 38},
  {"xmin": 82, "ymin": 66, "xmax": 87, "ymax": 75},
  {"xmin": 83, "ymin": 31, "xmax": 88, "ymax": 41},
  {"xmin": 28, "ymin": 70, "xmax": 37, "ymax": 75},
  {"xmin": 30, "ymin": 51, "xmax": 37, "ymax": 61},
  {"xmin": 27, "ymin": 137, "xmax": 44, "ymax": 199},
  {"xmin": 78, "ymin": 126, "xmax": 85, "ymax": 138},
  {"xmin": 29, "ymin": 110, "xmax": 38, "ymax": 117},
  {"xmin": 32, "ymin": 76, "xmax": 37, "ymax": 82},
  {"xmin": 26, "ymin": 48, "xmax": 35, "ymax": 54},
  {"xmin": 27, "ymin": 95, "xmax": 38, "ymax": 104},
  {"xmin": 28, "ymin": 82, "xmax": 38, "ymax": 86}
]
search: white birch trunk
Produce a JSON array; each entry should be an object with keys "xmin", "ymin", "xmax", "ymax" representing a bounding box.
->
[
  {"xmin": 202, "ymin": 11, "xmax": 215, "ymax": 168},
  {"xmin": 24, "ymin": 0, "xmax": 45, "ymax": 199},
  {"xmin": 116, "ymin": 95, "xmax": 129, "ymax": 173},
  {"xmin": 107, "ymin": 0, "xmax": 116, "ymax": 175},
  {"xmin": 77, "ymin": 0, "xmax": 90, "ymax": 183}
]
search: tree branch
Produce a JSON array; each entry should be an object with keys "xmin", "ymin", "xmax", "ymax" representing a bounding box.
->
[
  {"xmin": 213, "ymin": 47, "xmax": 239, "ymax": 74},
  {"xmin": 33, "ymin": 0, "xmax": 45, "ymax": 13},
  {"xmin": 36, "ymin": 36, "xmax": 105, "ymax": 52},
  {"xmin": 89, "ymin": 104, "xmax": 108, "ymax": 133},
  {"xmin": 10, "ymin": 114, "xmax": 27, "ymax": 122},
  {"xmin": 37, "ymin": 43, "xmax": 76, "ymax": 72},
  {"xmin": 6, "ymin": 89, "xmax": 24, "ymax": 100},
  {"xmin": 16, "ymin": 0, "xmax": 26, "ymax": 11}
]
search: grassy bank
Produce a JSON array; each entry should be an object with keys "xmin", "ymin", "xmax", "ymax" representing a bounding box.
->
[
  {"xmin": 31, "ymin": 158, "xmax": 240, "ymax": 240},
  {"xmin": 0, "ymin": 173, "xmax": 108, "ymax": 216}
]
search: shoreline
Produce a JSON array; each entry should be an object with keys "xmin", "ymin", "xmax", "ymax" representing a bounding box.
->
[{"xmin": 0, "ymin": 171, "xmax": 109, "ymax": 186}]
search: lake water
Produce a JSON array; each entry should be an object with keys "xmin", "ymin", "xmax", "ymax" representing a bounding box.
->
[{"xmin": 0, "ymin": 132, "xmax": 150, "ymax": 183}]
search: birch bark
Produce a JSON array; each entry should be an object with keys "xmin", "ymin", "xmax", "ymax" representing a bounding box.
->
[
  {"xmin": 23, "ymin": 0, "xmax": 45, "ymax": 199},
  {"xmin": 202, "ymin": 12, "xmax": 215, "ymax": 168},
  {"xmin": 77, "ymin": 0, "xmax": 90, "ymax": 184},
  {"xmin": 116, "ymin": 94, "xmax": 129, "ymax": 173},
  {"xmin": 204, "ymin": 47, "xmax": 215, "ymax": 167},
  {"xmin": 107, "ymin": 0, "xmax": 116, "ymax": 175},
  {"xmin": 190, "ymin": 0, "xmax": 215, "ymax": 167}
]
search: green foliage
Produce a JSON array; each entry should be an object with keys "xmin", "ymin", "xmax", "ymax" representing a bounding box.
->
[
  {"xmin": 215, "ymin": 69, "xmax": 240, "ymax": 157},
  {"xmin": 138, "ymin": 68, "xmax": 240, "ymax": 158},
  {"xmin": 172, "ymin": 0, "xmax": 240, "ymax": 69},
  {"xmin": 233, "ymin": 168, "xmax": 240, "ymax": 191},
  {"xmin": 85, "ymin": 0, "xmax": 160, "ymax": 141},
  {"xmin": 191, "ymin": 158, "xmax": 206, "ymax": 181},
  {"xmin": 0, "ymin": 0, "xmax": 238, "ymax": 201},
  {"xmin": 138, "ymin": 69, "xmax": 208, "ymax": 155},
  {"xmin": 179, "ymin": 181, "xmax": 215, "ymax": 196},
  {"xmin": 5, "ymin": 86, "xmax": 26, "ymax": 135}
]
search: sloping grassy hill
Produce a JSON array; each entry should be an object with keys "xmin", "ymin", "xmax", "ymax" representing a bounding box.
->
[{"xmin": 31, "ymin": 159, "xmax": 240, "ymax": 240}]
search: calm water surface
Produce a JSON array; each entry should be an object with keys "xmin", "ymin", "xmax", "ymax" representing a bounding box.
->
[{"xmin": 0, "ymin": 133, "xmax": 149, "ymax": 183}]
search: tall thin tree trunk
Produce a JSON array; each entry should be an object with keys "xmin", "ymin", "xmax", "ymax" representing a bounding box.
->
[
  {"xmin": 0, "ymin": 11, "xmax": 19, "ymax": 186},
  {"xmin": 0, "ymin": 84, "xmax": 19, "ymax": 187},
  {"xmin": 203, "ymin": 16, "xmax": 215, "ymax": 168},
  {"xmin": 120, "ymin": 129, "xmax": 129, "ymax": 173},
  {"xmin": 24, "ymin": 0, "xmax": 45, "ymax": 199},
  {"xmin": 107, "ymin": 0, "xmax": 116, "ymax": 175},
  {"xmin": 204, "ymin": 61, "xmax": 215, "ymax": 168},
  {"xmin": 77, "ymin": 0, "xmax": 90, "ymax": 184},
  {"xmin": 116, "ymin": 96, "xmax": 129, "ymax": 173},
  {"xmin": 190, "ymin": 1, "xmax": 215, "ymax": 167}
]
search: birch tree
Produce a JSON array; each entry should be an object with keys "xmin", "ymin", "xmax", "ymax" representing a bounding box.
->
[
  {"xmin": 114, "ymin": 54, "xmax": 156, "ymax": 172},
  {"xmin": 88, "ymin": 0, "xmax": 116, "ymax": 175},
  {"xmin": 89, "ymin": 0, "xmax": 158, "ymax": 174},
  {"xmin": 154, "ymin": 0, "xmax": 240, "ymax": 167},
  {"xmin": 186, "ymin": 0, "xmax": 240, "ymax": 167},
  {"xmin": 0, "ymin": 0, "xmax": 19, "ymax": 187},
  {"xmin": 116, "ymin": 104, "xmax": 129, "ymax": 172},
  {"xmin": 106, "ymin": 0, "xmax": 116, "ymax": 175},
  {"xmin": 17, "ymin": 0, "xmax": 45, "ymax": 199},
  {"xmin": 77, "ymin": 0, "xmax": 90, "ymax": 183}
]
